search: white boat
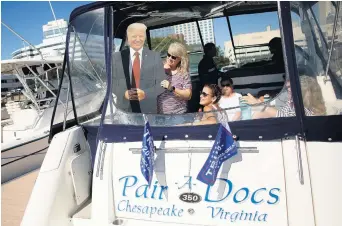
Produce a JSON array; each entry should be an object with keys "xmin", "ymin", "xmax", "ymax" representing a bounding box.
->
[
  {"xmin": 1, "ymin": 6, "xmax": 107, "ymax": 183},
  {"xmin": 1, "ymin": 55, "xmax": 106, "ymax": 183},
  {"xmin": 1, "ymin": 57, "xmax": 62, "ymax": 183},
  {"xmin": 21, "ymin": 1, "xmax": 342, "ymax": 226}
]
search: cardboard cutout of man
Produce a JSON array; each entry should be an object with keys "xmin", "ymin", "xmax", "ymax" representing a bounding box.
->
[{"xmin": 112, "ymin": 23, "xmax": 164, "ymax": 113}]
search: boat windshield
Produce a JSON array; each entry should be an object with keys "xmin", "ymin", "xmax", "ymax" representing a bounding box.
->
[
  {"xmin": 290, "ymin": 1, "xmax": 342, "ymax": 116},
  {"xmin": 104, "ymin": 3, "xmax": 288, "ymax": 126},
  {"xmin": 229, "ymin": 11, "xmax": 279, "ymax": 65},
  {"xmin": 50, "ymin": 7, "xmax": 107, "ymax": 127},
  {"xmin": 63, "ymin": 1, "xmax": 342, "ymax": 128}
]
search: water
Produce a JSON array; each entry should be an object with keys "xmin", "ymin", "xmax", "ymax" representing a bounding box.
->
[{"xmin": 189, "ymin": 53, "xmax": 203, "ymax": 75}]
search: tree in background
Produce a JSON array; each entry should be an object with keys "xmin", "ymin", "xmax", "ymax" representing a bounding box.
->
[
  {"xmin": 150, "ymin": 36, "xmax": 187, "ymax": 55},
  {"xmin": 214, "ymin": 46, "xmax": 230, "ymax": 69},
  {"xmin": 150, "ymin": 35, "xmax": 203, "ymax": 54},
  {"xmin": 150, "ymin": 36, "xmax": 230, "ymax": 70},
  {"xmin": 187, "ymin": 44, "xmax": 202, "ymax": 52}
]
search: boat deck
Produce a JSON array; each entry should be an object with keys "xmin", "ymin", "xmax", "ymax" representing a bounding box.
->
[{"xmin": 1, "ymin": 170, "xmax": 39, "ymax": 226}]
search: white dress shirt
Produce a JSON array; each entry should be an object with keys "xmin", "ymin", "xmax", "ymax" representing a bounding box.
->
[{"xmin": 130, "ymin": 47, "xmax": 143, "ymax": 69}]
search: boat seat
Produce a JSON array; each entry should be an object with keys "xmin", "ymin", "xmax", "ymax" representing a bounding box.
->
[{"xmin": 223, "ymin": 70, "xmax": 285, "ymax": 97}]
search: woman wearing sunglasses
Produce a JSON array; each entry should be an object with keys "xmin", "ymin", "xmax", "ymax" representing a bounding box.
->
[
  {"xmin": 218, "ymin": 77, "xmax": 242, "ymax": 121},
  {"xmin": 180, "ymin": 84, "xmax": 227, "ymax": 126},
  {"xmin": 157, "ymin": 42, "xmax": 192, "ymax": 114},
  {"xmin": 188, "ymin": 84, "xmax": 222, "ymax": 125}
]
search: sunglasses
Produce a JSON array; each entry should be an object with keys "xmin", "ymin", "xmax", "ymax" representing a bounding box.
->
[
  {"xmin": 200, "ymin": 91, "xmax": 212, "ymax": 97},
  {"xmin": 167, "ymin": 53, "xmax": 178, "ymax": 60},
  {"xmin": 221, "ymin": 83, "xmax": 232, "ymax": 87}
]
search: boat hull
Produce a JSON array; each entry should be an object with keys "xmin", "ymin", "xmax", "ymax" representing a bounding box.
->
[{"xmin": 1, "ymin": 135, "xmax": 49, "ymax": 184}]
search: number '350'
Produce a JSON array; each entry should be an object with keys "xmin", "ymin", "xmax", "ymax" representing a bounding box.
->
[{"xmin": 179, "ymin": 193, "xmax": 202, "ymax": 203}]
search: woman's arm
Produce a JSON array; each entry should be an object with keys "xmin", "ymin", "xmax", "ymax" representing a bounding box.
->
[
  {"xmin": 174, "ymin": 74, "xmax": 192, "ymax": 100},
  {"xmin": 242, "ymin": 93, "xmax": 278, "ymax": 119},
  {"xmin": 179, "ymin": 115, "xmax": 216, "ymax": 126},
  {"xmin": 173, "ymin": 88, "xmax": 192, "ymax": 100},
  {"xmin": 179, "ymin": 106, "xmax": 217, "ymax": 126},
  {"xmin": 195, "ymin": 106, "xmax": 217, "ymax": 125},
  {"xmin": 191, "ymin": 116, "xmax": 217, "ymax": 125},
  {"xmin": 252, "ymin": 107, "xmax": 277, "ymax": 119},
  {"xmin": 160, "ymin": 82, "xmax": 192, "ymax": 100},
  {"xmin": 242, "ymin": 93, "xmax": 262, "ymax": 105},
  {"xmin": 161, "ymin": 73, "xmax": 192, "ymax": 100}
]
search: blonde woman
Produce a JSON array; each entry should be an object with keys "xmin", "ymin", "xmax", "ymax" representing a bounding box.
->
[
  {"xmin": 157, "ymin": 42, "xmax": 192, "ymax": 114},
  {"xmin": 243, "ymin": 75, "xmax": 326, "ymax": 118}
]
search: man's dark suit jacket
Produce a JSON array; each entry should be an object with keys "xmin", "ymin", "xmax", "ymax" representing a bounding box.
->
[{"xmin": 112, "ymin": 47, "xmax": 165, "ymax": 113}]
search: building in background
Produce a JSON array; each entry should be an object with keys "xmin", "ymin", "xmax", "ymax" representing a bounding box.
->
[
  {"xmin": 10, "ymin": 19, "xmax": 105, "ymax": 62},
  {"xmin": 174, "ymin": 19, "xmax": 215, "ymax": 45},
  {"xmin": 224, "ymin": 2, "xmax": 341, "ymax": 65},
  {"xmin": 1, "ymin": 75, "xmax": 23, "ymax": 97},
  {"xmin": 149, "ymin": 19, "xmax": 215, "ymax": 46},
  {"xmin": 12, "ymin": 19, "xmax": 215, "ymax": 61},
  {"xmin": 169, "ymin": 34, "xmax": 185, "ymax": 42},
  {"xmin": 150, "ymin": 26, "xmax": 175, "ymax": 38},
  {"xmin": 12, "ymin": 19, "xmax": 68, "ymax": 60},
  {"xmin": 224, "ymin": 25, "xmax": 280, "ymax": 64}
]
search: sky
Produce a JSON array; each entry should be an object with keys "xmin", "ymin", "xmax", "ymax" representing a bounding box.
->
[
  {"xmin": 213, "ymin": 12, "xmax": 279, "ymax": 50},
  {"xmin": 1, "ymin": 1, "xmax": 91, "ymax": 59},
  {"xmin": 1, "ymin": 2, "xmax": 280, "ymax": 60}
]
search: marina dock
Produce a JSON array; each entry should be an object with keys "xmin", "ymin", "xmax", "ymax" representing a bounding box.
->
[{"xmin": 2, "ymin": 170, "xmax": 39, "ymax": 226}]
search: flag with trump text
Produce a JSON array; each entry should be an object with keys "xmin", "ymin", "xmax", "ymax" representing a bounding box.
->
[
  {"xmin": 197, "ymin": 123, "xmax": 238, "ymax": 186},
  {"xmin": 140, "ymin": 115, "xmax": 155, "ymax": 186}
]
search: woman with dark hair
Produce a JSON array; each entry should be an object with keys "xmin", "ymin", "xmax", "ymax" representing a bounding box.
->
[{"xmin": 191, "ymin": 84, "xmax": 223, "ymax": 125}]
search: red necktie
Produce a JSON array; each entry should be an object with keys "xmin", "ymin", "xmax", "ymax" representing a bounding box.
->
[{"xmin": 132, "ymin": 52, "xmax": 140, "ymax": 88}]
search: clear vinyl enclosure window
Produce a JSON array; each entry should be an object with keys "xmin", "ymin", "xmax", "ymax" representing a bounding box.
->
[
  {"xmin": 197, "ymin": 18, "xmax": 231, "ymax": 72},
  {"xmin": 46, "ymin": 2, "xmax": 341, "ymax": 131},
  {"xmin": 150, "ymin": 21, "xmax": 204, "ymax": 76},
  {"xmin": 51, "ymin": 8, "xmax": 107, "ymax": 127},
  {"xmin": 228, "ymin": 12, "xmax": 280, "ymax": 65},
  {"xmin": 105, "ymin": 2, "xmax": 342, "ymax": 127},
  {"xmin": 291, "ymin": 1, "xmax": 342, "ymax": 116},
  {"xmin": 107, "ymin": 8, "xmax": 307, "ymax": 127}
]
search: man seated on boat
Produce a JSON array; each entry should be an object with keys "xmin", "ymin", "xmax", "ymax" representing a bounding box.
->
[
  {"xmin": 218, "ymin": 77, "xmax": 242, "ymax": 121},
  {"xmin": 240, "ymin": 37, "xmax": 284, "ymax": 73},
  {"xmin": 112, "ymin": 23, "xmax": 164, "ymax": 113},
  {"xmin": 198, "ymin": 43, "xmax": 223, "ymax": 90}
]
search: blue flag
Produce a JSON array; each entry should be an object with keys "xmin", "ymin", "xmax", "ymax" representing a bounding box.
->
[
  {"xmin": 197, "ymin": 124, "xmax": 238, "ymax": 186},
  {"xmin": 140, "ymin": 116, "xmax": 155, "ymax": 186}
]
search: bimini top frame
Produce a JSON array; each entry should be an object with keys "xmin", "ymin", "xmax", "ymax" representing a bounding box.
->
[{"xmin": 69, "ymin": 1, "xmax": 277, "ymax": 32}]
